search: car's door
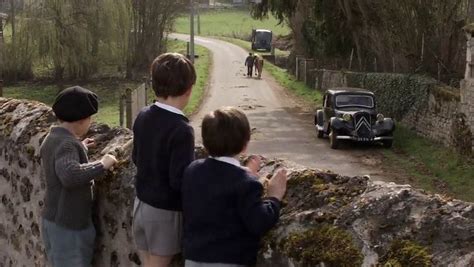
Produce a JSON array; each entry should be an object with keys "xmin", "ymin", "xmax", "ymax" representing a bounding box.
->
[{"xmin": 323, "ymin": 93, "xmax": 333, "ymax": 131}]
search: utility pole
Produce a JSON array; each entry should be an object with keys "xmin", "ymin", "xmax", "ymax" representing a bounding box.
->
[
  {"xmin": 197, "ymin": 3, "xmax": 201, "ymax": 35},
  {"xmin": 190, "ymin": 0, "xmax": 195, "ymax": 63}
]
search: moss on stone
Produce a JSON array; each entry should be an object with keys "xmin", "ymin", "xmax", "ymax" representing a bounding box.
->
[
  {"xmin": 380, "ymin": 240, "xmax": 432, "ymax": 267},
  {"xmin": 281, "ymin": 225, "xmax": 363, "ymax": 267},
  {"xmin": 25, "ymin": 145, "xmax": 35, "ymax": 159},
  {"xmin": 431, "ymin": 86, "xmax": 460, "ymax": 102}
]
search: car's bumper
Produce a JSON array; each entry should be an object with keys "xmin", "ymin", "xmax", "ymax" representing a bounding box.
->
[{"xmin": 336, "ymin": 135, "xmax": 393, "ymax": 141}]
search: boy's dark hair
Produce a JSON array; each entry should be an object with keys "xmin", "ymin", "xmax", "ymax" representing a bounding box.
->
[
  {"xmin": 150, "ymin": 52, "xmax": 196, "ymax": 98},
  {"xmin": 202, "ymin": 107, "xmax": 251, "ymax": 157}
]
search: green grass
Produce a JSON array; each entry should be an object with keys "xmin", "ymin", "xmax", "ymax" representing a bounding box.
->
[
  {"xmin": 3, "ymin": 40, "xmax": 211, "ymax": 126},
  {"xmin": 174, "ymin": 9, "xmax": 290, "ymax": 39},
  {"xmin": 3, "ymin": 81, "xmax": 141, "ymax": 127},
  {"xmin": 383, "ymin": 126, "xmax": 474, "ymax": 202},
  {"xmin": 217, "ymin": 37, "xmax": 321, "ymax": 105}
]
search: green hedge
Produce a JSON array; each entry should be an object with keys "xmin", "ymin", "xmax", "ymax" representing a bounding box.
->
[{"xmin": 345, "ymin": 72, "xmax": 437, "ymax": 120}]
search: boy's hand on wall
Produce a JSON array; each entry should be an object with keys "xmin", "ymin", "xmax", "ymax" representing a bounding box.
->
[
  {"xmin": 100, "ymin": 154, "xmax": 118, "ymax": 170},
  {"xmin": 267, "ymin": 168, "xmax": 287, "ymax": 201},
  {"xmin": 245, "ymin": 155, "xmax": 262, "ymax": 176},
  {"xmin": 82, "ymin": 138, "xmax": 96, "ymax": 149}
]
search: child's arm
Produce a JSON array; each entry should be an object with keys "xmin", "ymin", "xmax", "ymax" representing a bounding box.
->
[
  {"xmin": 169, "ymin": 126, "xmax": 195, "ymax": 191},
  {"xmin": 54, "ymin": 141, "xmax": 106, "ymax": 188},
  {"xmin": 237, "ymin": 179, "xmax": 282, "ymax": 236}
]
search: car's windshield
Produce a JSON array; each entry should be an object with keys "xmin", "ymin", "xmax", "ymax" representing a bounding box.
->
[
  {"xmin": 335, "ymin": 94, "xmax": 374, "ymax": 108},
  {"xmin": 256, "ymin": 31, "xmax": 272, "ymax": 42}
]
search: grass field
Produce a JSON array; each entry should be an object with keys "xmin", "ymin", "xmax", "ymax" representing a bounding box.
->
[
  {"xmin": 383, "ymin": 126, "xmax": 474, "ymax": 202},
  {"xmin": 3, "ymin": 40, "xmax": 211, "ymax": 126},
  {"xmin": 174, "ymin": 9, "xmax": 290, "ymax": 39},
  {"xmin": 217, "ymin": 37, "xmax": 474, "ymax": 202}
]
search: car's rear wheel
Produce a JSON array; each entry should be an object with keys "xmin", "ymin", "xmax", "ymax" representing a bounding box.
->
[
  {"xmin": 329, "ymin": 128, "xmax": 339, "ymax": 149},
  {"xmin": 382, "ymin": 138, "xmax": 393, "ymax": 148}
]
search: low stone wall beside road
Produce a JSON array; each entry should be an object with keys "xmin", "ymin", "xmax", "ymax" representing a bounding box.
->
[{"xmin": 1, "ymin": 98, "xmax": 473, "ymax": 266}]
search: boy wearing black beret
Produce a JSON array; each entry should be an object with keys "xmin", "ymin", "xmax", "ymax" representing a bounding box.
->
[{"xmin": 40, "ymin": 86, "xmax": 117, "ymax": 267}]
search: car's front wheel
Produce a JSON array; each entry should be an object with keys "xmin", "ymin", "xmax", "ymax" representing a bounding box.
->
[{"xmin": 329, "ymin": 128, "xmax": 339, "ymax": 149}]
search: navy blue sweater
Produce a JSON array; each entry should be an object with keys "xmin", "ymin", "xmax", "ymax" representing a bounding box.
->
[
  {"xmin": 132, "ymin": 105, "xmax": 195, "ymax": 211},
  {"xmin": 182, "ymin": 159, "xmax": 281, "ymax": 265}
]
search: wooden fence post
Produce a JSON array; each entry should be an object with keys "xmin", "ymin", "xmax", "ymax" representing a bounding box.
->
[
  {"xmin": 295, "ymin": 56, "xmax": 299, "ymax": 80},
  {"xmin": 119, "ymin": 93, "xmax": 125, "ymax": 127},
  {"xmin": 125, "ymin": 88, "xmax": 133, "ymax": 129}
]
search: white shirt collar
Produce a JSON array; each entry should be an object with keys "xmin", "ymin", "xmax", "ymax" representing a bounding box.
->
[
  {"xmin": 154, "ymin": 101, "xmax": 185, "ymax": 116},
  {"xmin": 211, "ymin": 156, "xmax": 241, "ymax": 167}
]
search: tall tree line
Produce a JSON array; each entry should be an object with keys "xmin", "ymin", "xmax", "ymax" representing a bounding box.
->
[
  {"xmin": 1, "ymin": 0, "xmax": 185, "ymax": 82},
  {"xmin": 252, "ymin": 0, "xmax": 470, "ymax": 83}
]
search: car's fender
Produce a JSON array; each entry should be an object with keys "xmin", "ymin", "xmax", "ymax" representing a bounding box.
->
[
  {"xmin": 330, "ymin": 117, "xmax": 344, "ymax": 130},
  {"xmin": 380, "ymin": 118, "xmax": 395, "ymax": 131},
  {"xmin": 315, "ymin": 110, "xmax": 324, "ymax": 126}
]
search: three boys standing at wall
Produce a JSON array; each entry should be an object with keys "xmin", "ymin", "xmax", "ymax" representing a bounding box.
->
[{"xmin": 40, "ymin": 52, "xmax": 286, "ymax": 267}]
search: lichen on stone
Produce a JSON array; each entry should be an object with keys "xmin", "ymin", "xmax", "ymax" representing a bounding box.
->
[
  {"xmin": 281, "ymin": 225, "xmax": 363, "ymax": 267},
  {"xmin": 380, "ymin": 239, "xmax": 432, "ymax": 267}
]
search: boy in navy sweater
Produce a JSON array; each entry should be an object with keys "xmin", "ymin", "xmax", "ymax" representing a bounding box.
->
[
  {"xmin": 182, "ymin": 107, "xmax": 287, "ymax": 267},
  {"xmin": 132, "ymin": 53, "xmax": 196, "ymax": 267}
]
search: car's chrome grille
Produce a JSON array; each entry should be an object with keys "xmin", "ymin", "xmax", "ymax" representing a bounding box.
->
[{"xmin": 354, "ymin": 112, "xmax": 372, "ymax": 138}]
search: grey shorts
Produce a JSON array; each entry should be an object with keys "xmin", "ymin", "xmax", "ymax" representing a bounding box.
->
[
  {"xmin": 185, "ymin": 260, "xmax": 247, "ymax": 267},
  {"xmin": 132, "ymin": 197, "xmax": 183, "ymax": 256}
]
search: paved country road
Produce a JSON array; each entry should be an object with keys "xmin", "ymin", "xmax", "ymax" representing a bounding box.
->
[{"xmin": 172, "ymin": 34, "xmax": 390, "ymax": 181}]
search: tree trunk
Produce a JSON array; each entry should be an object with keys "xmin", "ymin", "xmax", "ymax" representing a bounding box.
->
[
  {"xmin": 469, "ymin": 0, "xmax": 474, "ymax": 22},
  {"xmin": 10, "ymin": 0, "xmax": 15, "ymax": 42}
]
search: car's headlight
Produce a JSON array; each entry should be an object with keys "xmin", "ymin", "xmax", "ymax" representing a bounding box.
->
[
  {"xmin": 377, "ymin": 113, "xmax": 384, "ymax": 123},
  {"xmin": 342, "ymin": 113, "xmax": 352, "ymax": 122}
]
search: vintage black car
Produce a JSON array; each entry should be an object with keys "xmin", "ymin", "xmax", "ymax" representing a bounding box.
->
[
  {"xmin": 314, "ymin": 88, "xmax": 395, "ymax": 149},
  {"xmin": 251, "ymin": 29, "xmax": 272, "ymax": 51}
]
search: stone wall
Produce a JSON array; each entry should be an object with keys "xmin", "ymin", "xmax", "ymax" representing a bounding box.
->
[
  {"xmin": 461, "ymin": 79, "xmax": 474, "ymax": 152},
  {"xmin": 0, "ymin": 98, "xmax": 138, "ymax": 267},
  {"xmin": 1, "ymin": 97, "xmax": 474, "ymax": 267},
  {"xmin": 401, "ymin": 88, "xmax": 462, "ymax": 148}
]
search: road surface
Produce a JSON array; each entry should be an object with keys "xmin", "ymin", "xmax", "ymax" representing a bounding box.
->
[{"xmin": 173, "ymin": 34, "xmax": 388, "ymax": 180}]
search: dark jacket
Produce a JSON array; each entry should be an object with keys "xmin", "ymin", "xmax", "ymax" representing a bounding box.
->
[
  {"xmin": 182, "ymin": 158, "xmax": 281, "ymax": 265},
  {"xmin": 245, "ymin": 56, "xmax": 255, "ymax": 66},
  {"xmin": 133, "ymin": 104, "xmax": 195, "ymax": 211}
]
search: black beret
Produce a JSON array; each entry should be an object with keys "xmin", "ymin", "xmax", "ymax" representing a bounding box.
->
[{"xmin": 52, "ymin": 86, "xmax": 99, "ymax": 122}]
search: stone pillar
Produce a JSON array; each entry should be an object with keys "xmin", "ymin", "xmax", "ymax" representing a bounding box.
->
[{"xmin": 461, "ymin": 26, "xmax": 474, "ymax": 152}]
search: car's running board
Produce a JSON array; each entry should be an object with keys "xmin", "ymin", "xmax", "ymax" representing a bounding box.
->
[{"xmin": 336, "ymin": 136, "xmax": 394, "ymax": 141}]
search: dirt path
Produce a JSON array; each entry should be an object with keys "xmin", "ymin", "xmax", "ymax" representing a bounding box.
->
[{"xmin": 172, "ymin": 34, "xmax": 391, "ymax": 181}]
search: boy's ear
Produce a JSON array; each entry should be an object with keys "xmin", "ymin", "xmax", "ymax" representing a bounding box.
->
[
  {"xmin": 241, "ymin": 143, "xmax": 248, "ymax": 155},
  {"xmin": 185, "ymin": 86, "xmax": 193, "ymax": 96}
]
